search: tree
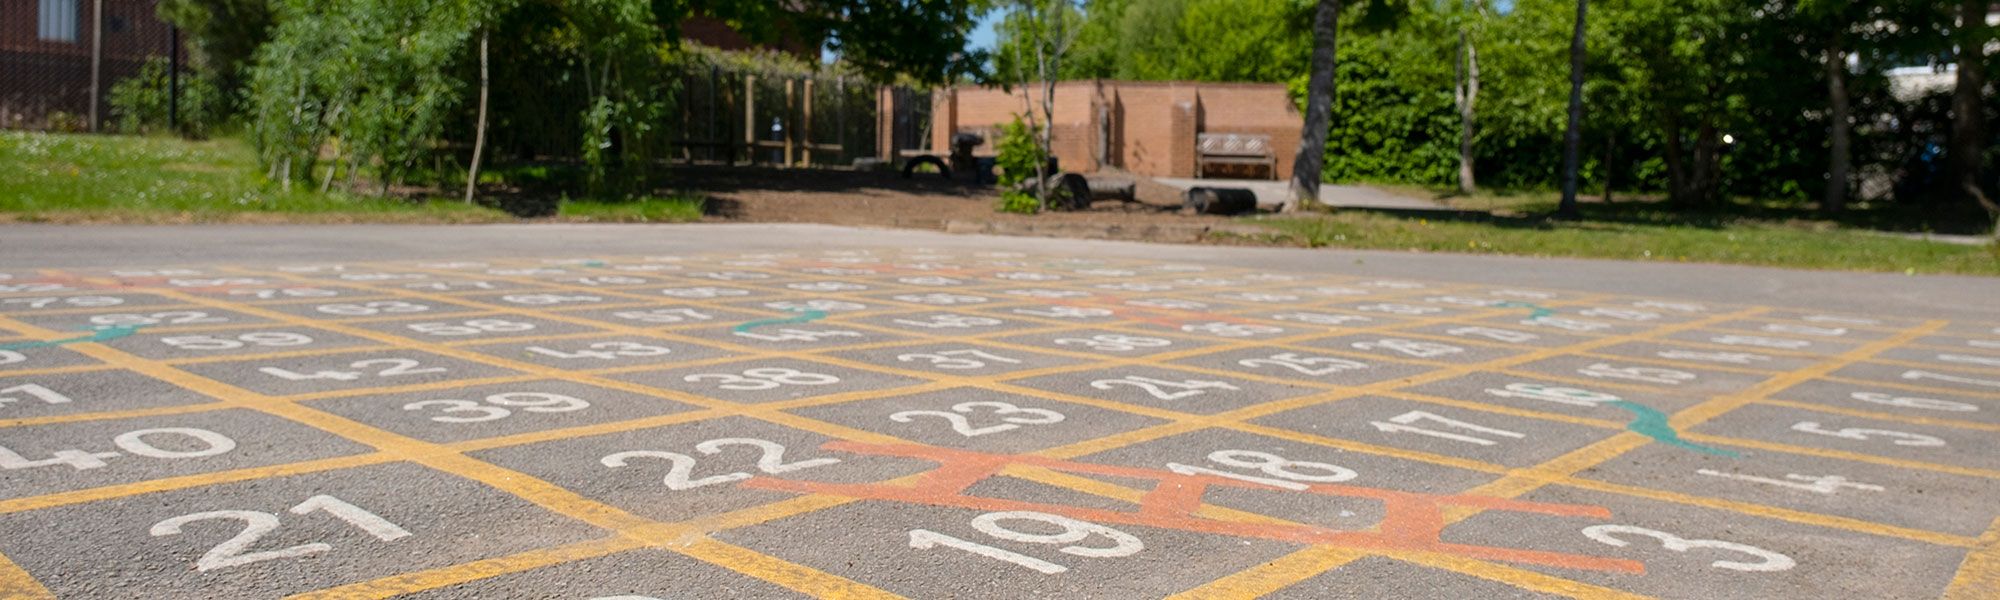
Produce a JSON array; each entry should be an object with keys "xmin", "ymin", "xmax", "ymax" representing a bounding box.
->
[
  {"xmin": 1453, "ymin": 0, "xmax": 1484, "ymax": 194},
  {"xmin": 1288, "ymin": 0, "xmax": 1344, "ymax": 212},
  {"xmin": 158, "ymin": 0, "xmax": 274, "ymax": 102},
  {"xmin": 1556, "ymin": 0, "xmax": 1587, "ymax": 219},
  {"xmin": 994, "ymin": 0, "xmax": 1084, "ymax": 209},
  {"xmin": 1951, "ymin": 0, "xmax": 1996, "ymax": 231}
]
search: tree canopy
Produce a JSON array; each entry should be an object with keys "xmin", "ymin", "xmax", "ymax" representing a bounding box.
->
[{"xmin": 990, "ymin": 0, "xmax": 1996, "ymax": 217}]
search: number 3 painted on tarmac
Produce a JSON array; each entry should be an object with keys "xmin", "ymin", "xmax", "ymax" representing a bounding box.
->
[{"xmin": 1582, "ymin": 525, "xmax": 1795, "ymax": 572}]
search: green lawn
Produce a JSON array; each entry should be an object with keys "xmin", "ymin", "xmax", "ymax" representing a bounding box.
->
[
  {"xmin": 0, "ymin": 131, "xmax": 514, "ymax": 223},
  {"xmin": 1237, "ymin": 208, "xmax": 2000, "ymax": 276},
  {"xmin": 557, "ymin": 195, "xmax": 707, "ymax": 222}
]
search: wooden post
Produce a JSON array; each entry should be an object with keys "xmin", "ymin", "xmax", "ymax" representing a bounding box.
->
[
  {"xmin": 877, "ymin": 87, "xmax": 894, "ymax": 161},
  {"xmin": 716, "ymin": 65, "xmax": 724, "ymax": 163},
  {"xmin": 784, "ymin": 79, "xmax": 796, "ymax": 167},
  {"xmin": 88, "ymin": 0, "xmax": 103, "ymax": 131},
  {"xmin": 744, "ymin": 75, "xmax": 757, "ymax": 165},
  {"xmin": 801, "ymin": 79, "xmax": 814, "ymax": 167},
  {"xmin": 836, "ymin": 79, "xmax": 844, "ymax": 165}
]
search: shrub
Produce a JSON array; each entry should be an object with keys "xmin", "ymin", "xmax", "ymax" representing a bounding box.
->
[
  {"xmin": 993, "ymin": 115, "xmax": 1045, "ymax": 214},
  {"xmin": 110, "ymin": 57, "xmax": 226, "ymax": 138}
]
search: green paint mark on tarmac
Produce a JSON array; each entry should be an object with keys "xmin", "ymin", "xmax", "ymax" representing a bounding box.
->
[
  {"xmin": 1497, "ymin": 301, "xmax": 1555, "ymax": 320},
  {"xmin": 733, "ymin": 310, "xmax": 828, "ymax": 332},
  {"xmin": 0, "ymin": 325, "xmax": 143, "ymax": 351},
  {"xmin": 1609, "ymin": 400, "xmax": 1739, "ymax": 457}
]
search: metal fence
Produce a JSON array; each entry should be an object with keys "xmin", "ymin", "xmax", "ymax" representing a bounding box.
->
[
  {"xmin": 1, "ymin": 0, "xmax": 181, "ymax": 131},
  {"xmin": 670, "ymin": 68, "xmax": 929, "ymax": 168}
]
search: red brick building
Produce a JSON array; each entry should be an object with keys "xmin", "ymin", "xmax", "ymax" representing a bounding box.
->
[
  {"xmin": 928, "ymin": 81, "xmax": 1303, "ymax": 179},
  {"xmin": 1, "ymin": 0, "xmax": 174, "ymax": 128}
]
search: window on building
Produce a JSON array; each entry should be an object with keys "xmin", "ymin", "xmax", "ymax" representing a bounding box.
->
[{"xmin": 38, "ymin": 0, "xmax": 80, "ymax": 43}]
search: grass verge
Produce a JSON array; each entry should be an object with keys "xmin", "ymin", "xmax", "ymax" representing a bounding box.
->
[
  {"xmin": 557, "ymin": 194, "xmax": 706, "ymax": 222},
  {"xmin": 1, "ymin": 131, "xmax": 512, "ymax": 223},
  {"xmin": 1233, "ymin": 209, "xmax": 2000, "ymax": 276}
]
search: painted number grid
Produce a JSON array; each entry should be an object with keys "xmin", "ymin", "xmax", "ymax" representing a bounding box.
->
[{"xmin": 0, "ymin": 250, "xmax": 1996, "ymax": 599}]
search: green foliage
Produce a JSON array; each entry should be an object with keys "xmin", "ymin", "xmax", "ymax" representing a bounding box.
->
[
  {"xmin": 994, "ymin": 115, "xmax": 1045, "ymax": 213},
  {"xmin": 1246, "ymin": 209, "xmax": 2000, "ymax": 276},
  {"xmin": 1048, "ymin": 0, "xmax": 1304, "ymax": 82},
  {"xmin": 110, "ymin": 57, "xmax": 227, "ymax": 138},
  {"xmin": 997, "ymin": 190, "xmax": 1043, "ymax": 214},
  {"xmin": 559, "ymin": 193, "xmax": 706, "ymax": 222},
  {"xmin": 157, "ymin": 0, "xmax": 274, "ymax": 102},
  {"xmin": 1301, "ymin": 14, "xmax": 1460, "ymax": 186},
  {"xmin": 247, "ymin": 0, "xmax": 479, "ymax": 190},
  {"xmin": 0, "ymin": 130, "xmax": 507, "ymax": 222},
  {"xmin": 1045, "ymin": 0, "xmax": 1982, "ymax": 220}
]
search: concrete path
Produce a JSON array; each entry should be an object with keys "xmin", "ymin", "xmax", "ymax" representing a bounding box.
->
[
  {"xmin": 0, "ymin": 224, "xmax": 1995, "ymax": 599},
  {"xmin": 1151, "ymin": 178, "xmax": 1450, "ymax": 211}
]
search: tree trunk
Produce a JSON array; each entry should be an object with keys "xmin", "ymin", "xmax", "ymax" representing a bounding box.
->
[
  {"xmin": 1455, "ymin": 25, "xmax": 1479, "ymax": 195},
  {"xmin": 1556, "ymin": 0, "xmax": 1587, "ymax": 220},
  {"xmin": 1287, "ymin": 0, "xmax": 1343, "ymax": 212},
  {"xmin": 464, "ymin": 29, "xmax": 490, "ymax": 205},
  {"xmin": 1951, "ymin": 0, "xmax": 1996, "ymax": 231},
  {"xmin": 1663, "ymin": 110, "xmax": 1688, "ymax": 204},
  {"xmin": 1824, "ymin": 39, "xmax": 1850, "ymax": 214},
  {"xmin": 1693, "ymin": 116, "xmax": 1719, "ymax": 205},
  {"xmin": 1600, "ymin": 133, "xmax": 1614, "ymax": 203}
]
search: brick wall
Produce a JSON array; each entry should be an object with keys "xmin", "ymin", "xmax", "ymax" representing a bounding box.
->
[{"xmin": 932, "ymin": 80, "xmax": 1302, "ymax": 180}]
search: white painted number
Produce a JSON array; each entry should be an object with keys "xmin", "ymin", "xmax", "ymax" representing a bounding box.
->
[
  {"xmin": 525, "ymin": 342, "xmax": 672, "ymax": 360},
  {"xmin": 732, "ymin": 328, "xmax": 861, "ymax": 343},
  {"xmin": 1581, "ymin": 525, "xmax": 1793, "ymax": 572},
  {"xmin": 1849, "ymin": 391, "xmax": 1977, "ymax": 412},
  {"xmin": 601, "ymin": 437, "xmax": 840, "ymax": 490},
  {"xmin": 909, "ymin": 511, "xmax": 1142, "ymax": 574},
  {"xmin": 612, "ymin": 309, "xmax": 713, "ymax": 324},
  {"xmin": 1238, "ymin": 353, "xmax": 1368, "ymax": 376},
  {"xmin": 891, "ymin": 401, "xmax": 1065, "ymax": 437},
  {"xmin": 403, "ymin": 392, "xmax": 590, "ymax": 423},
  {"xmin": 684, "ymin": 368, "xmax": 838, "ymax": 390},
  {"xmin": 1694, "ymin": 469, "xmax": 1884, "ymax": 495},
  {"xmin": 0, "ymin": 383, "xmax": 75, "ymax": 408},
  {"xmin": 1166, "ymin": 450, "xmax": 1357, "ymax": 491},
  {"xmin": 258, "ymin": 358, "xmax": 446, "ymax": 381},
  {"xmin": 315, "ymin": 301, "xmax": 429, "ymax": 316},
  {"xmin": 1790, "ymin": 422, "xmax": 1946, "ymax": 447},
  {"xmin": 406, "ymin": 319, "xmax": 536, "ymax": 336},
  {"xmin": 897, "ymin": 349, "xmax": 1021, "ymax": 370},
  {"xmin": 1090, "ymin": 376, "xmax": 1239, "ymax": 400},
  {"xmin": 1579, "ymin": 363, "xmax": 1696, "ymax": 385},
  {"xmin": 1053, "ymin": 335, "xmax": 1171, "ymax": 352},
  {"xmin": 150, "ymin": 495, "xmax": 409, "ymax": 572},
  {"xmin": 3, "ymin": 296, "xmax": 124, "ymax": 309},
  {"xmin": 1902, "ymin": 370, "xmax": 2000, "ymax": 389},
  {"xmin": 1, "ymin": 427, "xmax": 234, "ymax": 471},
  {"xmin": 161, "ymin": 332, "xmax": 313, "ymax": 350},
  {"xmin": 1371, "ymin": 410, "xmax": 1526, "ymax": 446},
  {"xmin": 90, "ymin": 311, "xmax": 225, "ymax": 326}
]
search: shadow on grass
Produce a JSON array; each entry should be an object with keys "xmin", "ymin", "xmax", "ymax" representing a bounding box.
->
[
  {"xmin": 471, "ymin": 161, "xmax": 992, "ymax": 218},
  {"xmin": 1415, "ymin": 187, "xmax": 1994, "ymax": 236}
]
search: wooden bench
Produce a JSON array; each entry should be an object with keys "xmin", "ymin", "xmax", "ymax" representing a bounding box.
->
[{"xmin": 1196, "ymin": 133, "xmax": 1277, "ymax": 180}]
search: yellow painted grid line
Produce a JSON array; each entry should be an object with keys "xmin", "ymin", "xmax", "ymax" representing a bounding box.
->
[
  {"xmin": 0, "ymin": 548, "xmax": 54, "ymax": 600},
  {"xmin": 0, "ymin": 297, "xmax": 902, "ymax": 599},
  {"xmin": 6, "ymin": 252, "xmax": 1976, "ymax": 599},
  {"xmin": 1945, "ymin": 517, "xmax": 2000, "ymax": 600}
]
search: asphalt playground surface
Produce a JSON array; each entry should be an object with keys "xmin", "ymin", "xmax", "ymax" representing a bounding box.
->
[{"xmin": 0, "ymin": 224, "xmax": 1997, "ymax": 599}]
